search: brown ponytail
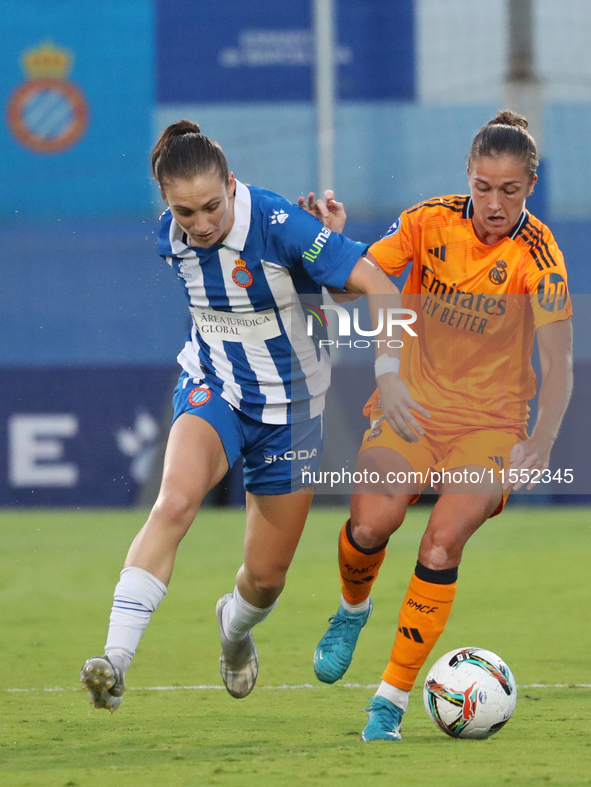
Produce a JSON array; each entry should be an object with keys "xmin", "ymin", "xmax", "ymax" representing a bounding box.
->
[
  {"xmin": 468, "ymin": 110, "xmax": 539, "ymax": 181},
  {"xmin": 151, "ymin": 120, "xmax": 229, "ymax": 186}
]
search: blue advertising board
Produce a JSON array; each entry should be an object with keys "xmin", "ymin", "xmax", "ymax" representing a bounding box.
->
[
  {"xmin": 0, "ymin": 366, "xmax": 176, "ymax": 506},
  {"xmin": 156, "ymin": 0, "xmax": 414, "ymax": 103},
  {"xmin": 0, "ymin": 0, "xmax": 154, "ymax": 219}
]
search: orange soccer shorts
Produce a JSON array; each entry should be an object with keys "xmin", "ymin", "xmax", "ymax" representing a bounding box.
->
[{"xmin": 359, "ymin": 408, "xmax": 526, "ymax": 516}]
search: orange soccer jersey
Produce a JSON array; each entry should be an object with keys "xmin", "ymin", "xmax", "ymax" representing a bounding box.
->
[{"xmin": 368, "ymin": 195, "xmax": 572, "ymax": 431}]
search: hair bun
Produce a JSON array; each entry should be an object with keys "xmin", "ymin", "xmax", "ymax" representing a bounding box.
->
[
  {"xmin": 169, "ymin": 119, "xmax": 201, "ymax": 136},
  {"xmin": 151, "ymin": 119, "xmax": 228, "ymax": 184},
  {"xmin": 469, "ymin": 110, "xmax": 538, "ymax": 181},
  {"xmin": 488, "ymin": 110, "xmax": 528, "ymax": 130}
]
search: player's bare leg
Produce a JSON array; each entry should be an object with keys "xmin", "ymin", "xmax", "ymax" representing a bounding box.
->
[
  {"xmin": 349, "ymin": 447, "xmax": 419, "ymax": 547},
  {"xmin": 417, "ymin": 466, "xmax": 502, "ymax": 569},
  {"xmin": 125, "ymin": 414, "xmax": 229, "ymax": 583},
  {"xmin": 217, "ymin": 489, "xmax": 313, "ymax": 698},
  {"xmin": 81, "ymin": 414, "xmax": 228, "ymax": 711}
]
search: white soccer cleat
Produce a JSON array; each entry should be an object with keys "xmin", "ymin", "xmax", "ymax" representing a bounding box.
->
[
  {"xmin": 80, "ymin": 655, "xmax": 125, "ymax": 713},
  {"xmin": 216, "ymin": 594, "xmax": 259, "ymax": 699}
]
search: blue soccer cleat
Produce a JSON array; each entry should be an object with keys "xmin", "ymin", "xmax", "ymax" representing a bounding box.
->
[
  {"xmin": 313, "ymin": 600, "xmax": 373, "ymax": 683},
  {"xmin": 361, "ymin": 696, "xmax": 404, "ymax": 741}
]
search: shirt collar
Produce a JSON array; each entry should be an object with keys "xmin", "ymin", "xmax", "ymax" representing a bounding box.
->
[
  {"xmin": 464, "ymin": 197, "xmax": 528, "ymax": 240},
  {"xmin": 221, "ymin": 179, "xmax": 251, "ymax": 252}
]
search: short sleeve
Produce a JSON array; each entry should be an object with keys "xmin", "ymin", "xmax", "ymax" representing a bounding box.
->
[
  {"xmin": 523, "ymin": 231, "xmax": 573, "ymax": 329},
  {"xmin": 264, "ymin": 199, "xmax": 368, "ymax": 290},
  {"xmin": 369, "ymin": 211, "xmax": 415, "ymax": 276}
]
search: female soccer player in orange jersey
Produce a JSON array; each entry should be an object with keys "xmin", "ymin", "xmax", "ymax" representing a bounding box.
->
[{"xmin": 309, "ymin": 111, "xmax": 573, "ymax": 740}]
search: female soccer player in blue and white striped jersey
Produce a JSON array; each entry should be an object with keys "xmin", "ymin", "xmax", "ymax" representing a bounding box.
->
[{"xmin": 80, "ymin": 120, "xmax": 415, "ymax": 711}]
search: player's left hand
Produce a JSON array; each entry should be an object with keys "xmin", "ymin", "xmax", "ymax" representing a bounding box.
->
[
  {"xmin": 298, "ymin": 190, "xmax": 347, "ymax": 233},
  {"xmin": 377, "ymin": 373, "xmax": 431, "ymax": 444},
  {"xmin": 505, "ymin": 435, "xmax": 554, "ymax": 491}
]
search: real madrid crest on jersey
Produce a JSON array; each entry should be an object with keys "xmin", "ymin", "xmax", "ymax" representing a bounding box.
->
[
  {"xmin": 489, "ymin": 260, "xmax": 508, "ymax": 285},
  {"xmin": 6, "ymin": 42, "xmax": 88, "ymax": 155},
  {"xmin": 231, "ymin": 258, "xmax": 253, "ymax": 288}
]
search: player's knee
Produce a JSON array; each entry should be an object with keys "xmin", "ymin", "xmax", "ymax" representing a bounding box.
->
[
  {"xmin": 243, "ymin": 569, "xmax": 286, "ymax": 604},
  {"xmin": 418, "ymin": 527, "xmax": 467, "ymax": 569},
  {"xmin": 350, "ymin": 520, "xmax": 393, "ymax": 550},
  {"xmin": 350, "ymin": 497, "xmax": 406, "ymax": 549},
  {"xmin": 419, "ymin": 543, "xmax": 461, "ymax": 571},
  {"xmin": 151, "ymin": 490, "xmax": 201, "ymax": 531}
]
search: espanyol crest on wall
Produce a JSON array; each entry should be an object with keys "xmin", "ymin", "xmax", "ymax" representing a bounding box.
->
[{"xmin": 6, "ymin": 42, "xmax": 88, "ymax": 155}]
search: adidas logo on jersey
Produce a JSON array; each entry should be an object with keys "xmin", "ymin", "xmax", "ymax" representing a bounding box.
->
[
  {"xmin": 428, "ymin": 245, "xmax": 447, "ymax": 261},
  {"xmin": 270, "ymin": 209, "xmax": 289, "ymax": 224}
]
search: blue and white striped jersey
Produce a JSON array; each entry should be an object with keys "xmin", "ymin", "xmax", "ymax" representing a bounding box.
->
[{"xmin": 158, "ymin": 180, "xmax": 367, "ymax": 424}]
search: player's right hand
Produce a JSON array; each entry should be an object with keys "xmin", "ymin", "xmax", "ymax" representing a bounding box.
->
[
  {"xmin": 377, "ymin": 373, "xmax": 431, "ymax": 443},
  {"xmin": 298, "ymin": 189, "xmax": 347, "ymax": 233}
]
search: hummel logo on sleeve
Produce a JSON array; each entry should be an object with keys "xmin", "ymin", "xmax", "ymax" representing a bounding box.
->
[{"xmin": 270, "ymin": 209, "xmax": 289, "ymax": 224}]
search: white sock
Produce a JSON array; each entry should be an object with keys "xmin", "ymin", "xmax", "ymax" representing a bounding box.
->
[
  {"xmin": 104, "ymin": 566, "xmax": 167, "ymax": 674},
  {"xmin": 341, "ymin": 594, "xmax": 370, "ymax": 614},
  {"xmin": 222, "ymin": 586, "xmax": 277, "ymax": 642},
  {"xmin": 375, "ymin": 680, "xmax": 410, "ymax": 712}
]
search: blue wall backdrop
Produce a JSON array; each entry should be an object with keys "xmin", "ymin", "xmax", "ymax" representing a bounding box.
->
[
  {"xmin": 0, "ymin": 0, "xmax": 589, "ymax": 505},
  {"xmin": 156, "ymin": 0, "xmax": 414, "ymax": 103},
  {"xmin": 0, "ymin": 222, "xmax": 186, "ymax": 366},
  {"xmin": 0, "ymin": 366, "xmax": 175, "ymax": 506},
  {"xmin": 0, "ymin": 0, "xmax": 153, "ymax": 219}
]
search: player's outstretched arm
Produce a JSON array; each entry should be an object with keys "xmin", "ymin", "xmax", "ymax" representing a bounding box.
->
[
  {"xmin": 298, "ymin": 189, "xmax": 347, "ymax": 233},
  {"xmin": 506, "ymin": 318, "xmax": 573, "ymax": 490},
  {"xmin": 344, "ymin": 254, "xmax": 431, "ymax": 443}
]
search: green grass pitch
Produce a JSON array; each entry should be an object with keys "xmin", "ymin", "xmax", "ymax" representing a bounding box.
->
[{"xmin": 1, "ymin": 505, "xmax": 590, "ymax": 786}]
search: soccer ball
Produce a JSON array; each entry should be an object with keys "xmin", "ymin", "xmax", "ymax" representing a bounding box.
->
[{"xmin": 423, "ymin": 647, "xmax": 517, "ymax": 739}]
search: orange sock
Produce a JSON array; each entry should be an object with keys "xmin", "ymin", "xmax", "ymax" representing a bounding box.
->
[
  {"xmin": 338, "ymin": 520, "xmax": 388, "ymax": 606},
  {"xmin": 382, "ymin": 563, "xmax": 458, "ymax": 691}
]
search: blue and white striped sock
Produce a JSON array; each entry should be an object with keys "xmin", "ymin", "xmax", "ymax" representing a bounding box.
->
[{"xmin": 104, "ymin": 566, "xmax": 167, "ymax": 675}]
